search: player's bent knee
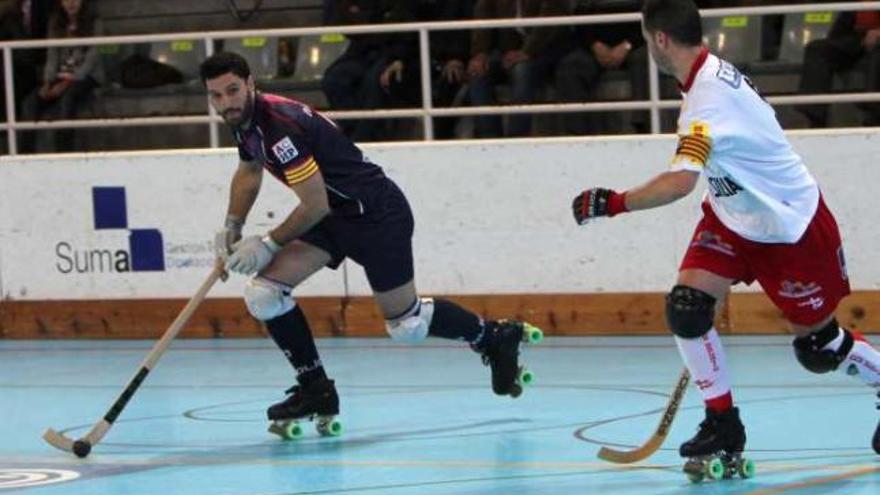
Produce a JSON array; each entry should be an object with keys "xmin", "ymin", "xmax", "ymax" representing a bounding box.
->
[
  {"xmin": 792, "ymin": 318, "xmax": 852, "ymax": 374},
  {"xmin": 665, "ymin": 285, "xmax": 716, "ymax": 339},
  {"xmin": 385, "ymin": 297, "xmax": 434, "ymax": 343},
  {"xmin": 243, "ymin": 277, "xmax": 294, "ymax": 321}
]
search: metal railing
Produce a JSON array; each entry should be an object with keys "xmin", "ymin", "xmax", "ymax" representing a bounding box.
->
[{"xmin": 1, "ymin": 2, "xmax": 878, "ymax": 155}]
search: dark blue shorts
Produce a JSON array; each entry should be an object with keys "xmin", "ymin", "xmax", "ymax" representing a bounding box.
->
[{"xmin": 300, "ymin": 179, "xmax": 414, "ymax": 292}]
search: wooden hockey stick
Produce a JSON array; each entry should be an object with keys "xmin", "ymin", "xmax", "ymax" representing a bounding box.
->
[
  {"xmin": 597, "ymin": 368, "xmax": 690, "ymax": 464},
  {"xmin": 43, "ymin": 263, "xmax": 225, "ymax": 458}
]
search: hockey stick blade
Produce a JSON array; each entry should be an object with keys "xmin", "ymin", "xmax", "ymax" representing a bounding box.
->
[
  {"xmin": 42, "ymin": 428, "xmax": 75, "ymax": 453},
  {"xmin": 597, "ymin": 369, "xmax": 690, "ymax": 464}
]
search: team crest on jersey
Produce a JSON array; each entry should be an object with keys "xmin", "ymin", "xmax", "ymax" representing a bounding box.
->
[
  {"xmin": 272, "ymin": 136, "xmax": 299, "ymax": 164},
  {"xmin": 716, "ymin": 60, "xmax": 742, "ymax": 89}
]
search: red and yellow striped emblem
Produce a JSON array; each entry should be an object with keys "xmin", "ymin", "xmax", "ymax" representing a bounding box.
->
[
  {"xmin": 675, "ymin": 134, "xmax": 711, "ymax": 167},
  {"xmin": 284, "ymin": 156, "xmax": 318, "ymax": 185}
]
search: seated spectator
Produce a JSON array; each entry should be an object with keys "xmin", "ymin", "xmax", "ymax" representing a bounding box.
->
[
  {"xmin": 21, "ymin": 0, "xmax": 103, "ymax": 153},
  {"xmin": 467, "ymin": 0, "xmax": 574, "ymax": 138},
  {"xmin": 555, "ymin": 0, "xmax": 647, "ymax": 135},
  {"xmin": 321, "ymin": 0, "xmax": 411, "ymax": 142},
  {"xmin": 413, "ymin": 0, "xmax": 473, "ymax": 139},
  {"xmin": 797, "ymin": 5, "xmax": 880, "ymax": 127},
  {"xmin": 0, "ymin": 0, "xmax": 51, "ymax": 123}
]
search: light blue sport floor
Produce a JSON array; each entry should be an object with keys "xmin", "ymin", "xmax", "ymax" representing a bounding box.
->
[{"xmin": 3, "ymin": 336, "xmax": 879, "ymax": 494}]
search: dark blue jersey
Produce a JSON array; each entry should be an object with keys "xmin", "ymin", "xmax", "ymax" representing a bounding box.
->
[{"xmin": 232, "ymin": 92, "xmax": 388, "ymax": 214}]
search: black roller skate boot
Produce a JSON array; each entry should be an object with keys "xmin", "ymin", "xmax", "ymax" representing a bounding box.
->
[
  {"xmin": 471, "ymin": 320, "xmax": 543, "ymax": 398},
  {"xmin": 681, "ymin": 407, "xmax": 755, "ymax": 483},
  {"xmin": 267, "ymin": 378, "xmax": 342, "ymax": 440}
]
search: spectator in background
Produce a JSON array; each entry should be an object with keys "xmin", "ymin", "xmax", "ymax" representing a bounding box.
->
[
  {"xmin": 321, "ymin": 0, "xmax": 411, "ymax": 142},
  {"xmin": 797, "ymin": 5, "xmax": 880, "ymax": 127},
  {"xmin": 323, "ymin": 0, "xmax": 337, "ymax": 24},
  {"xmin": 555, "ymin": 0, "xmax": 647, "ymax": 135},
  {"xmin": 413, "ymin": 0, "xmax": 473, "ymax": 139},
  {"xmin": 0, "ymin": 0, "xmax": 50, "ymax": 123},
  {"xmin": 366, "ymin": 1, "xmax": 422, "ymax": 140},
  {"xmin": 467, "ymin": 0, "xmax": 574, "ymax": 138},
  {"xmin": 20, "ymin": 0, "xmax": 103, "ymax": 153}
]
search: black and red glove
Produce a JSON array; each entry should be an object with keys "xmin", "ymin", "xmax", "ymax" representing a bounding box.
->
[{"xmin": 571, "ymin": 188, "xmax": 629, "ymax": 225}]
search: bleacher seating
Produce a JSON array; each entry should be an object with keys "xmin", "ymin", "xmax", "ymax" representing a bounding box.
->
[
  {"xmin": 20, "ymin": 1, "xmax": 872, "ymax": 152},
  {"xmin": 221, "ymin": 36, "xmax": 279, "ymax": 80},
  {"xmin": 702, "ymin": 15, "xmax": 763, "ymax": 69},
  {"xmin": 778, "ymin": 11, "xmax": 837, "ymax": 65}
]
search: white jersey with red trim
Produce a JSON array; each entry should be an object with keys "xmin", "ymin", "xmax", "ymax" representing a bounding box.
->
[{"xmin": 670, "ymin": 50, "xmax": 819, "ymax": 243}]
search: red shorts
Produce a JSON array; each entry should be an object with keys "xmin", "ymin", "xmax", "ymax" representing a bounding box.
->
[{"xmin": 680, "ymin": 197, "xmax": 850, "ymax": 326}]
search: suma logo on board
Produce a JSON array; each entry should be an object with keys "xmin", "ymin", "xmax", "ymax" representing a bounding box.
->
[{"xmin": 55, "ymin": 187, "xmax": 165, "ymax": 273}]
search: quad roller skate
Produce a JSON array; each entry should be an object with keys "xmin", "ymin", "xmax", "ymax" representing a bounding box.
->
[
  {"xmin": 680, "ymin": 407, "xmax": 756, "ymax": 483},
  {"xmin": 267, "ymin": 378, "xmax": 343, "ymax": 440},
  {"xmin": 473, "ymin": 320, "xmax": 543, "ymax": 398}
]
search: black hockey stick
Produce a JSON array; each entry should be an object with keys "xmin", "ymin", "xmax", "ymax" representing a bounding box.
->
[{"xmin": 43, "ymin": 264, "xmax": 225, "ymax": 457}]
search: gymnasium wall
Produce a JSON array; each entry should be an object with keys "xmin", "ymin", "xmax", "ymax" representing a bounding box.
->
[{"xmin": 1, "ymin": 130, "xmax": 877, "ymax": 338}]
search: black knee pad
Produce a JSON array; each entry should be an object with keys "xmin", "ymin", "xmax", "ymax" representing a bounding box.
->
[
  {"xmin": 665, "ymin": 285, "xmax": 716, "ymax": 339},
  {"xmin": 792, "ymin": 318, "xmax": 853, "ymax": 374}
]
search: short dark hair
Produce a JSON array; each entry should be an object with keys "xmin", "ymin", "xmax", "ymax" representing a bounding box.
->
[
  {"xmin": 199, "ymin": 51, "xmax": 251, "ymax": 84},
  {"xmin": 642, "ymin": 0, "xmax": 703, "ymax": 46}
]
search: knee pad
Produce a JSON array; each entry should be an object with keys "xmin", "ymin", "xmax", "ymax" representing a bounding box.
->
[
  {"xmin": 385, "ymin": 297, "xmax": 434, "ymax": 343},
  {"xmin": 792, "ymin": 319, "xmax": 853, "ymax": 374},
  {"xmin": 243, "ymin": 277, "xmax": 294, "ymax": 321},
  {"xmin": 665, "ymin": 285, "xmax": 716, "ymax": 339}
]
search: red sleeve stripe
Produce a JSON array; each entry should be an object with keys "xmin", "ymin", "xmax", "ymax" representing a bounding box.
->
[
  {"xmin": 284, "ymin": 157, "xmax": 318, "ymax": 185},
  {"xmin": 679, "ymin": 135, "xmax": 710, "ymax": 153}
]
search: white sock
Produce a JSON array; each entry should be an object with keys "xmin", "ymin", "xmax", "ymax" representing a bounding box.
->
[
  {"xmin": 824, "ymin": 328, "xmax": 880, "ymax": 387},
  {"xmin": 675, "ymin": 328, "xmax": 732, "ymax": 403}
]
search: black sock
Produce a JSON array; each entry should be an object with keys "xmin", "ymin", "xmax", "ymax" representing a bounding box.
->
[
  {"xmin": 428, "ymin": 298, "xmax": 485, "ymax": 343},
  {"xmin": 265, "ymin": 305, "xmax": 328, "ymax": 386}
]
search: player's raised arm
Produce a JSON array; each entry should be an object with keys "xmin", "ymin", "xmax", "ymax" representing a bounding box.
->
[{"xmin": 571, "ymin": 169, "xmax": 699, "ymax": 225}]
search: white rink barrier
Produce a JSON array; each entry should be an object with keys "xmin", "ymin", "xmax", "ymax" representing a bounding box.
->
[{"xmin": 1, "ymin": 129, "xmax": 878, "ymax": 301}]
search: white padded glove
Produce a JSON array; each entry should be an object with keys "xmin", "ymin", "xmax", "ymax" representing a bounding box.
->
[
  {"xmin": 226, "ymin": 234, "xmax": 282, "ymax": 275},
  {"xmin": 214, "ymin": 217, "xmax": 243, "ymax": 261}
]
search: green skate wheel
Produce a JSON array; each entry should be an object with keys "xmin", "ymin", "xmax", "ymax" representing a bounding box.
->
[
  {"xmin": 327, "ymin": 419, "xmax": 343, "ymax": 436},
  {"xmin": 687, "ymin": 472, "xmax": 704, "ymax": 484},
  {"xmin": 520, "ymin": 368, "xmax": 535, "ymax": 386},
  {"xmin": 706, "ymin": 458, "xmax": 724, "ymax": 480},
  {"xmin": 738, "ymin": 458, "xmax": 756, "ymax": 479},
  {"xmin": 317, "ymin": 418, "xmax": 343, "ymax": 437},
  {"xmin": 283, "ymin": 422, "xmax": 304, "ymax": 440},
  {"xmin": 522, "ymin": 324, "xmax": 544, "ymax": 344}
]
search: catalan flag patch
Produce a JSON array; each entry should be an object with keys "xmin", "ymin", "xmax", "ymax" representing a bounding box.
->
[
  {"xmin": 284, "ymin": 156, "xmax": 319, "ymax": 185},
  {"xmin": 674, "ymin": 134, "xmax": 711, "ymax": 167}
]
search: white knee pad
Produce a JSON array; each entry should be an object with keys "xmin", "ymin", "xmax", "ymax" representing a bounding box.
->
[
  {"xmin": 385, "ymin": 297, "xmax": 434, "ymax": 343},
  {"xmin": 243, "ymin": 277, "xmax": 294, "ymax": 321}
]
